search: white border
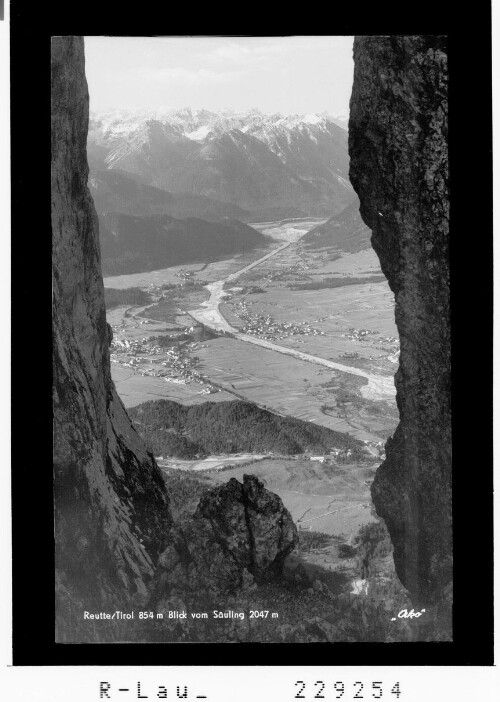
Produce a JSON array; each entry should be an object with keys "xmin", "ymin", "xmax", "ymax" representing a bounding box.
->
[
  {"xmin": 0, "ymin": 0, "xmax": 12, "ymax": 672},
  {"xmin": 0, "ymin": 666, "xmax": 499, "ymax": 701},
  {"xmin": 0, "ymin": 19, "xmax": 497, "ymax": 700}
]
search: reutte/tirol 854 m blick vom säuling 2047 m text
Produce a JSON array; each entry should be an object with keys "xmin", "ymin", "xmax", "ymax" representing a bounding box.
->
[{"xmin": 84, "ymin": 610, "xmax": 279, "ymax": 621}]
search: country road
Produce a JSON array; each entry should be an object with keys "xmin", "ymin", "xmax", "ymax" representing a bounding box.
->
[
  {"xmin": 187, "ymin": 227, "xmax": 396, "ymax": 401},
  {"xmin": 297, "ymin": 503, "xmax": 367, "ymax": 526},
  {"xmin": 233, "ymin": 333, "xmax": 395, "ymax": 399},
  {"xmin": 226, "ymin": 241, "xmax": 291, "ymax": 280}
]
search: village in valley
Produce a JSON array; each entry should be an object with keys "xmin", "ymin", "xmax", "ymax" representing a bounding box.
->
[{"xmin": 110, "ymin": 326, "xmax": 221, "ymax": 395}]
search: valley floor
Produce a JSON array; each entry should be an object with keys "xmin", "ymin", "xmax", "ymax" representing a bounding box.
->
[{"xmin": 105, "ymin": 217, "xmax": 398, "ymax": 443}]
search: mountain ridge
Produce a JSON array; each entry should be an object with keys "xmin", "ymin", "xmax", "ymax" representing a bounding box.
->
[
  {"xmin": 88, "ymin": 108, "xmax": 356, "ymax": 217},
  {"xmin": 89, "ymin": 168, "xmax": 251, "ymax": 220},
  {"xmin": 301, "ymin": 196, "xmax": 372, "ymax": 253},
  {"xmin": 100, "ymin": 210, "xmax": 267, "ymax": 275}
]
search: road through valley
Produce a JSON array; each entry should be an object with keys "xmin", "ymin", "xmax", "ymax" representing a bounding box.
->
[{"xmin": 188, "ymin": 221, "xmax": 396, "ymax": 401}]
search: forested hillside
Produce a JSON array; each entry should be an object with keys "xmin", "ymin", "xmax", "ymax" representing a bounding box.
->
[
  {"xmin": 99, "ymin": 213, "xmax": 266, "ymax": 275},
  {"xmin": 129, "ymin": 399, "xmax": 364, "ymax": 458}
]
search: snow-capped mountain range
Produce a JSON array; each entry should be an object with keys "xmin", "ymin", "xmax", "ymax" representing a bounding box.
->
[
  {"xmin": 89, "ymin": 107, "xmax": 348, "ymax": 141},
  {"xmin": 87, "ymin": 108, "xmax": 354, "ymax": 219}
]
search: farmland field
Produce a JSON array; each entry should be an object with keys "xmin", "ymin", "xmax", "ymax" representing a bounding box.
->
[
  {"xmin": 221, "ymin": 282, "xmax": 396, "ymax": 369},
  {"xmin": 193, "ymin": 337, "xmax": 397, "ymax": 441},
  {"xmin": 176, "ymin": 456, "xmax": 391, "ymax": 589},
  {"xmin": 205, "ymin": 457, "xmax": 378, "ymax": 539},
  {"xmin": 111, "ymin": 364, "xmax": 236, "ymax": 407}
]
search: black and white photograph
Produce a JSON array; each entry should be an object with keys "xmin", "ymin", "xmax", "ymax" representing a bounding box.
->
[
  {"xmin": 51, "ymin": 34, "xmax": 454, "ymax": 645},
  {"xmin": 0, "ymin": 1, "xmax": 496, "ymax": 695}
]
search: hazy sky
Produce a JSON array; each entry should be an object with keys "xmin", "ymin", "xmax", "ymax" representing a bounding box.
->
[{"xmin": 84, "ymin": 36, "xmax": 354, "ymax": 116}]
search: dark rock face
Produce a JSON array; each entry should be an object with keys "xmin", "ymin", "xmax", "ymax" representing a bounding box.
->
[
  {"xmin": 152, "ymin": 475, "xmax": 298, "ymax": 602},
  {"xmin": 52, "ymin": 36, "xmax": 172, "ymax": 642},
  {"xmin": 196, "ymin": 475, "xmax": 299, "ymax": 580},
  {"xmin": 51, "ymin": 38, "xmax": 301, "ymax": 644},
  {"xmin": 349, "ymin": 37, "xmax": 451, "ymax": 611}
]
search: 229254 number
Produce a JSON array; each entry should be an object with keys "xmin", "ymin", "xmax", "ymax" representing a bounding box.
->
[{"xmin": 294, "ymin": 681, "xmax": 402, "ymax": 699}]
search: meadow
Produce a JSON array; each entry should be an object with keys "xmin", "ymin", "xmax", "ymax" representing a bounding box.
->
[
  {"xmin": 194, "ymin": 337, "xmax": 397, "ymax": 442},
  {"xmin": 205, "ymin": 457, "xmax": 378, "ymax": 539}
]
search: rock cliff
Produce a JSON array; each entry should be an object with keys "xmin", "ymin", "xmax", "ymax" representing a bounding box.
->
[
  {"xmin": 196, "ymin": 474, "xmax": 298, "ymax": 581},
  {"xmin": 52, "ymin": 36, "xmax": 172, "ymax": 642},
  {"xmin": 52, "ymin": 37, "xmax": 301, "ymax": 643},
  {"xmin": 349, "ymin": 36, "xmax": 451, "ymax": 613},
  {"xmin": 147, "ymin": 475, "xmax": 300, "ymax": 642},
  {"xmin": 154, "ymin": 475, "xmax": 298, "ymax": 599}
]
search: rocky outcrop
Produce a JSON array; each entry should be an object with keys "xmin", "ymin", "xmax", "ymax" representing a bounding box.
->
[
  {"xmin": 196, "ymin": 474, "xmax": 298, "ymax": 580},
  {"xmin": 143, "ymin": 475, "xmax": 298, "ymax": 642},
  {"xmin": 153, "ymin": 475, "xmax": 298, "ymax": 600},
  {"xmin": 349, "ymin": 36, "xmax": 451, "ymax": 614},
  {"xmin": 52, "ymin": 36, "xmax": 172, "ymax": 642}
]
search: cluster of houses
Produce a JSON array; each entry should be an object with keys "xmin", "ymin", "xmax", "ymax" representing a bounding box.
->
[
  {"xmin": 174, "ymin": 269, "xmax": 200, "ymax": 287},
  {"xmin": 362, "ymin": 440, "xmax": 386, "ymax": 458},
  {"xmin": 110, "ymin": 336, "xmax": 164, "ymax": 356},
  {"xmin": 146, "ymin": 283, "xmax": 163, "ymax": 297},
  {"xmin": 231, "ymin": 300, "xmax": 326, "ymax": 341},
  {"xmin": 371, "ymin": 336, "xmax": 400, "ymax": 353},
  {"xmin": 341, "ymin": 327, "xmax": 378, "ymax": 342},
  {"xmin": 109, "ymin": 333, "xmax": 220, "ymax": 393},
  {"xmin": 144, "ymin": 277, "xmax": 202, "ymax": 305},
  {"xmin": 307, "ymin": 439, "xmax": 389, "ymax": 465},
  {"xmin": 309, "ymin": 448, "xmax": 353, "ymax": 462},
  {"xmin": 145, "ymin": 282, "xmax": 177, "ymax": 303},
  {"xmin": 308, "ymin": 445, "xmax": 373, "ymax": 464},
  {"xmin": 339, "ymin": 328, "xmax": 400, "ymax": 360},
  {"xmin": 264, "ymin": 259, "xmax": 312, "ymax": 282}
]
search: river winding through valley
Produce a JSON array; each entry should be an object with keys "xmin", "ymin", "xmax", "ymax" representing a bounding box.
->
[{"xmin": 187, "ymin": 219, "xmax": 396, "ymax": 401}]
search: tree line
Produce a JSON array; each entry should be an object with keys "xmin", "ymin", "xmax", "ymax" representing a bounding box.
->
[{"xmin": 129, "ymin": 399, "xmax": 364, "ymax": 459}]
